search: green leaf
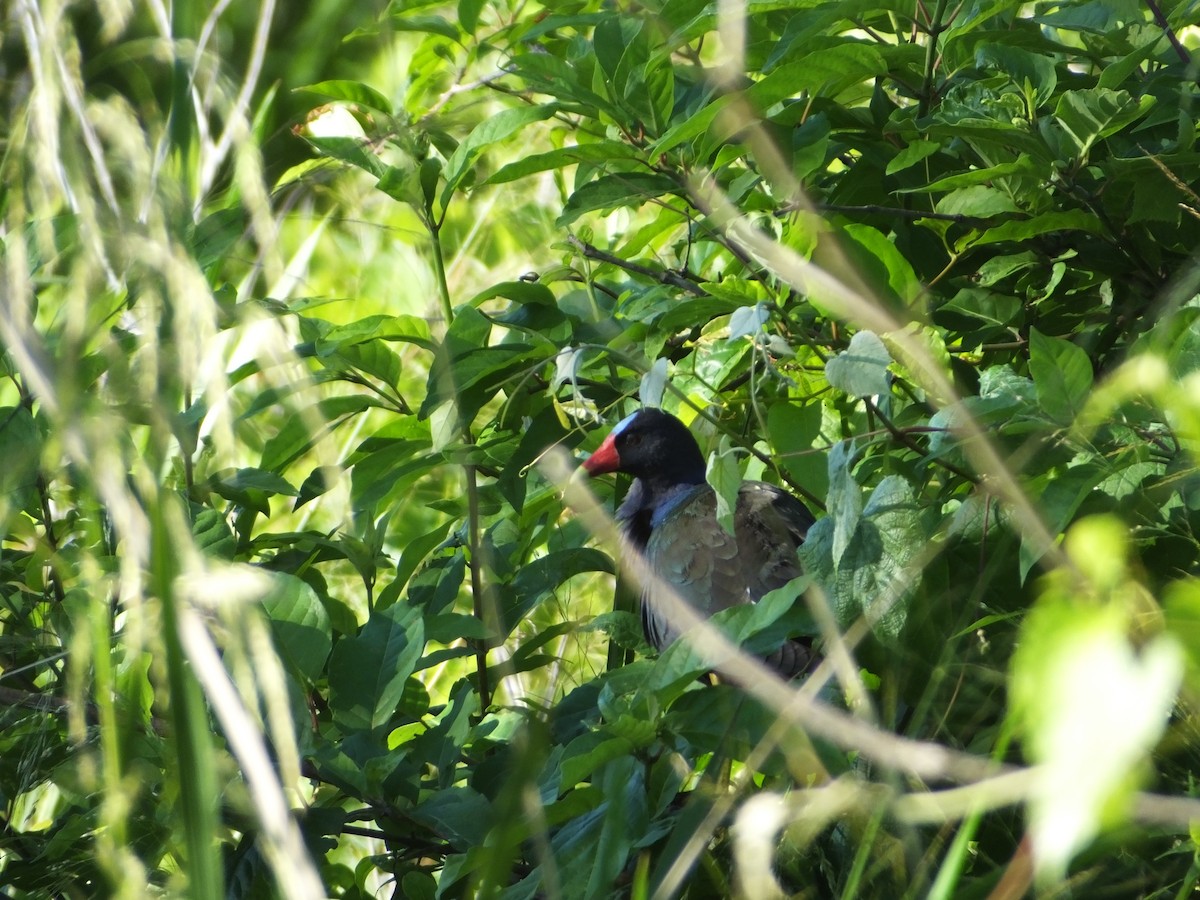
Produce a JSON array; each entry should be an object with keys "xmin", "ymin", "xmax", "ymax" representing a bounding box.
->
[
  {"xmin": 294, "ymin": 465, "xmax": 340, "ymax": 511},
  {"xmin": 939, "ymin": 288, "xmax": 1022, "ymax": 331},
  {"xmin": 901, "ymin": 156, "xmax": 1040, "ymax": 193},
  {"xmin": 320, "ymin": 314, "xmax": 434, "ymax": 351},
  {"xmin": 416, "ymin": 680, "xmax": 478, "ymax": 789},
  {"xmin": 425, "ymin": 612, "xmax": 490, "ymax": 643},
  {"xmin": 326, "ymin": 338, "xmax": 402, "ymax": 389},
  {"xmin": 485, "ymin": 141, "xmax": 640, "ymax": 185},
  {"xmin": 934, "ymin": 185, "xmax": 1020, "ymax": 218},
  {"xmin": 411, "ymin": 786, "xmax": 492, "ymax": 849},
  {"xmin": 1029, "ymin": 327, "xmax": 1093, "ymax": 424},
  {"xmin": 304, "ymin": 135, "xmax": 384, "ymax": 177},
  {"xmin": 1018, "ymin": 464, "xmax": 1108, "ymax": 581},
  {"xmin": 767, "ymin": 401, "xmax": 827, "ymax": 499},
  {"xmin": 975, "ymin": 44, "xmax": 1057, "ymax": 107},
  {"xmin": 457, "ymin": 0, "xmax": 485, "ymax": 34},
  {"xmin": 192, "ymin": 507, "xmax": 236, "ymax": 559},
  {"xmin": 507, "ymin": 51, "xmax": 615, "ymax": 116},
  {"xmin": 262, "ymin": 573, "xmax": 333, "ymax": 682},
  {"xmin": 297, "ymin": 80, "xmax": 393, "ymax": 115},
  {"xmin": 728, "ymin": 304, "xmax": 769, "ymax": 339},
  {"xmin": 706, "ymin": 437, "xmax": 742, "ymax": 534},
  {"xmin": 826, "ymin": 441, "xmax": 862, "ymax": 569},
  {"xmin": 750, "ymin": 44, "xmax": 887, "ymax": 107},
  {"xmin": 502, "ymin": 549, "xmax": 615, "ymax": 633},
  {"xmin": 972, "ymin": 209, "xmax": 1102, "ymax": 245},
  {"xmin": 258, "ymin": 395, "xmax": 377, "ymax": 473},
  {"xmin": 1097, "ymin": 40, "xmax": 1160, "ymax": 91},
  {"xmin": 349, "ymin": 435, "xmax": 441, "ymax": 514},
  {"xmin": 558, "ymin": 173, "xmax": 680, "ymax": 227},
  {"xmin": 468, "ymin": 281, "xmax": 556, "ymax": 308},
  {"xmin": 825, "ymin": 331, "xmax": 892, "ymax": 398},
  {"xmin": 885, "ymin": 139, "xmax": 940, "ymax": 175},
  {"xmin": 0, "ymin": 406, "xmax": 40, "ymax": 515},
  {"xmin": 378, "ymin": 520, "xmax": 455, "ymax": 609},
  {"xmin": 382, "ymin": 13, "xmax": 460, "ymax": 40},
  {"xmin": 560, "ymin": 732, "xmax": 637, "ymax": 789},
  {"xmin": 406, "ymin": 552, "xmax": 467, "ymax": 617},
  {"xmin": 213, "ymin": 467, "xmax": 298, "ymax": 496},
  {"xmin": 801, "ymin": 475, "xmax": 924, "ymax": 640},
  {"xmin": 441, "ymin": 104, "xmax": 559, "ymax": 203},
  {"xmin": 328, "ymin": 603, "xmax": 425, "ymax": 731},
  {"xmin": 1051, "ymin": 88, "xmax": 1155, "ymax": 160},
  {"xmin": 1012, "ymin": 593, "xmax": 1182, "ymax": 879},
  {"xmin": 420, "ymin": 306, "xmax": 551, "ymax": 424},
  {"xmin": 594, "ymin": 16, "xmax": 642, "ymax": 85},
  {"xmin": 639, "ymin": 357, "xmax": 669, "ymax": 407}
]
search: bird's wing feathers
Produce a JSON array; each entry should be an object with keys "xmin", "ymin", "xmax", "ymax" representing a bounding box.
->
[{"xmin": 642, "ymin": 482, "xmax": 813, "ymax": 649}]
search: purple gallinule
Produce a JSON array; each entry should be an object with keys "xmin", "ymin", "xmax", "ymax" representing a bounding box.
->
[{"xmin": 584, "ymin": 408, "xmax": 818, "ymax": 677}]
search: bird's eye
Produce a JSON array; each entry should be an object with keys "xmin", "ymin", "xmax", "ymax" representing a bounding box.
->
[{"xmin": 625, "ymin": 434, "xmax": 642, "ymax": 446}]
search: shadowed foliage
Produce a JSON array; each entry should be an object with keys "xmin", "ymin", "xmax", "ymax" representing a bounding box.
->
[{"xmin": 4, "ymin": 1, "xmax": 1200, "ymax": 898}]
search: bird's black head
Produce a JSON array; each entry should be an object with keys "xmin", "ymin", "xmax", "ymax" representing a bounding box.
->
[{"xmin": 583, "ymin": 408, "xmax": 706, "ymax": 485}]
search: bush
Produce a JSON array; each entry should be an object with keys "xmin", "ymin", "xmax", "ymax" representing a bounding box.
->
[{"xmin": 3, "ymin": 1, "xmax": 1200, "ymax": 898}]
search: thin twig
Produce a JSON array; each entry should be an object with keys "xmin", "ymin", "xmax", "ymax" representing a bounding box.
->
[
  {"xmin": 807, "ymin": 203, "xmax": 989, "ymax": 226},
  {"xmin": 568, "ymin": 235, "xmax": 708, "ymax": 296},
  {"xmin": 866, "ymin": 397, "xmax": 979, "ymax": 484},
  {"xmin": 1142, "ymin": 0, "xmax": 1192, "ymax": 66}
]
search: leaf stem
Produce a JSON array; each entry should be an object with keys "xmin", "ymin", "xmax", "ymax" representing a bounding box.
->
[
  {"xmin": 427, "ymin": 218, "xmax": 492, "ymax": 710},
  {"xmin": 464, "ymin": 462, "xmax": 492, "ymax": 711},
  {"xmin": 429, "ymin": 222, "xmax": 455, "ymax": 326},
  {"xmin": 918, "ymin": 0, "xmax": 951, "ymax": 117}
]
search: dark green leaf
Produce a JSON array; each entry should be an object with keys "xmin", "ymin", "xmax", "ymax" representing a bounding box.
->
[
  {"xmin": 935, "ymin": 186, "xmax": 1020, "ymax": 218},
  {"xmin": 0, "ymin": 406, "xmax": 40, "ymax": 515},
  {"xmin": 1029, "ymin": 327, "xmax": 1093, "ymax": 424},
  {"xmin": 328, "ymin": 603, "xmax": 425, "ymax": 730},
  {"xmin": 213, "ymin": 467, "xmax": 298, "ymax": 497},
  {"xmin": 558, "ymin": 173, "xmax": 681, "ymax": 227},
  {"xmin": 304, "ymin": 135, "xmax": 384, "ymax": 177},
  {"xmin": 1052, "ymin": 89, "xmax": 1154, "ymax": 159},
  {"xmin": 972, "ymin": 210, "xmax": 1102, "ymax": 245},
  {"xmin": 263, "ymin": 572, "xmax": 333, "ymax": 681},
  {"xmin": 486, "ymin": 141, "xmax": 640, "ymax": 185},
  {"xmin": 801, "ymin": 475, "xmax": 925, "ymax": 641}
]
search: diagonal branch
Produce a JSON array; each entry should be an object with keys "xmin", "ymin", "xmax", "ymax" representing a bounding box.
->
[{"xmin": 568, "ymin": 235, "xmax": 708, "ymax": 297}]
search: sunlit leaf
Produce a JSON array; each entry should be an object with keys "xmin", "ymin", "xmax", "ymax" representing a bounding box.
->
[{"xmin": 825, "ymin": 331, "xmax": 892, "ymax": 398}]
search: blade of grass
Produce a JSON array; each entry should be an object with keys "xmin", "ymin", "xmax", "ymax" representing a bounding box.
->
[{"xmin": 153, "ymin": 495, "xmax": 222, "ymax": 900}]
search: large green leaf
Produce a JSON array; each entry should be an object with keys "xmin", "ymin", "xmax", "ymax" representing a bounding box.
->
[
  {"xmin": 486, "ymin": 141, "xmax": 641, "ymax": 185},
  {"xmin": 557, "ymin": 172, "xmax": 681, "ymax": 227},
  {"xmin": 1050, "ymin": 88, "xmax": 1155, "ymax": 161},
  {"xmin": 800, "ymin": 475, "xmax": 925, "ymax": 640},
  {"xmin": 297, "ymin": 79, "xmax": 393, "ymax": 115},
  {"xmin": 262, "ymin": 572, "xmax": 333, "ymax": 682},
  {"xmin": 1029, "ymin": 327, "xmax": 1093, "ymax": 424},
  {"xmin": 328, "ymin": 603, "xmax": 426, "ymax": 731},
  {"xmin": 0, "ymin": 406, "xmax": 40, "ymax": 516},
  {"xmin": 825, "ymin": 330, "xmax": 892, "ymax": 398},
  {"xmin": 441, "ymin": 104, "xmax": 559, "ymax": 204}
]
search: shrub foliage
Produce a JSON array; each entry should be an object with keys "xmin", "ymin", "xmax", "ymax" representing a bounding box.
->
[{"xmin": 4, "ymin": 1, "xmax": 1200, "ymax": 898}]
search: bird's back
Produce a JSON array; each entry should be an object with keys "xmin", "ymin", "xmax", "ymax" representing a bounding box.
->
[{"xmin": 640, "ymin": 481, "xmax": 815, "ymax": 670}]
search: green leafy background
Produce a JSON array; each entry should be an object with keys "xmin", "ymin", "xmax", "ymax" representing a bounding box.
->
[{"xmin": 4, "ymin": 0, "xmax": 1200, "ymax": 898}]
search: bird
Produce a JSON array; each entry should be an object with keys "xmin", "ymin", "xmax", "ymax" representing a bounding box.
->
[{"xmin": 582, "ymin": 407, "xmax": 818, "ymax": 678}]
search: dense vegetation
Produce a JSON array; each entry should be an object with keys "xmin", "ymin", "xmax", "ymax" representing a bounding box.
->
[{"xmin": 4, "ymin": 0, "xmax": 1200, "ymax": 897}]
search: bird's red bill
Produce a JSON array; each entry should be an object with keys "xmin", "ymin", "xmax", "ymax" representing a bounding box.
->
[{"xmin": 582, "ymin": 433, "xmax": 620, "ymax": 475}]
